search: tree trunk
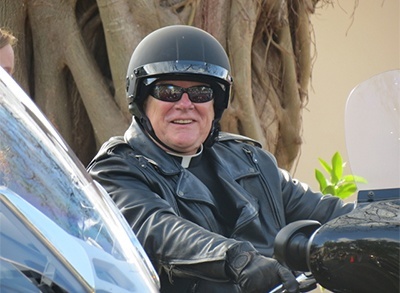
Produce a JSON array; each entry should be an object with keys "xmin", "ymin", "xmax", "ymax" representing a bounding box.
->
[{"xmin": 1, "ymin": 0, "xmax": 319, "ymax": 170}]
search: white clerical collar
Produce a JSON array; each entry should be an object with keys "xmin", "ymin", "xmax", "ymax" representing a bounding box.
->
[{"xmin": 167, "ymin": 144, "xmax": 203, "ymax": 168}]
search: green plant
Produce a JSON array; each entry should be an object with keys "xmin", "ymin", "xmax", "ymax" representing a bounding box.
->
[{"xmin": 315, "ymin": 151, "xmax": 367, "ymax": 199}]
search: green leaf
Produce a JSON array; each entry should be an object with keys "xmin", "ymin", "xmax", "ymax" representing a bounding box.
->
[
  {"xmin": 342, "ymin": 174, "xmax": 368, "ymax": 184},
  {"xmin": 331, "ymin": 152, "xmax": 343, "ymax": 184},
  {"xmin": 322, "ymin": 185, "xmax": 336, "ymax": 196},
  {"xmin": 318, "ymin": 158, "xmax": 332, "ymax": 175},
  {"xmin": 342, "ymin": 174, "xmax": 356, "ymax": 183},
  {"xmin": 315, "ymin": 169, "xmax": 328, "ymax": 191},
  {"xmin": 352, "ymin": 175, "xmax": 368, "ymax": 184},
  {"xmin": 314, "ymin": 151, "xmax": 367, "ymax": 199},
  {"xmin": 337, "ymin": 190, "xmax": 356, "ymax": 199},
  {"xmin": 336, "ymin": 183, "xmax": 358, "ymax": 199}
]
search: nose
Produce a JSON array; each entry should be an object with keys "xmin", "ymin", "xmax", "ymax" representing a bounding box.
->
[{"xmin": 175, "ymin": 92, "xmax": 194, "ymax": 109}]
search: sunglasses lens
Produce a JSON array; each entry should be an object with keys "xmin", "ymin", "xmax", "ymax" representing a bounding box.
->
[
  {"xmin": 152, "ymin": 85, "xmax": 182, "ymax": 102},
  {"xmin": 151, "ymin": 85, "xmax": 214, "ymax": 103},
  {"xmin": 188, "ymin": 86, "xmax": 213, "ymax": 103}
]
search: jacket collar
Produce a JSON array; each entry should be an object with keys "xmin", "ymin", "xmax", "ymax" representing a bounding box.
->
[
  {"xmin": 124, "ymin": 120, "xmax": 184, "ymax": 175},
  {"xmin": 124, "ymin": 119, "xmax": 259, "ymax": 180},
  {"xmin": 167, "ymin": 149, "xmax": 203, "ymax": 168}
]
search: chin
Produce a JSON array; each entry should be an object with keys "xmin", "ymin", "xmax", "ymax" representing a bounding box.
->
[{"xmin": 170, "ymin": 142, "xmax": 200, "ymax": 154}]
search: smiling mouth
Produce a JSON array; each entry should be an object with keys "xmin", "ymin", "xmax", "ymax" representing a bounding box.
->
[{"xmin": 172, "ymin": 119, "xmax": 193, "ymax": 124}]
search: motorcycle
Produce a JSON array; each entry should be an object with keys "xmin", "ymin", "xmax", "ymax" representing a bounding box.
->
[
  {"xmin": 0, "ymin": 67, "xmax": 160, "ymax": 292},
  {"xmin": 273, "ymin": 69, "xmax": 400, "ymax": 293}
]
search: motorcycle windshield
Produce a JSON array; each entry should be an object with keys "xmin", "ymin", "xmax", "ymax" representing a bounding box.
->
[
  {"xmin": 0, "ymin": 68, "xmax": 159, "ymax": 292},
  {"xmin": 345, "ymin": 70, "xmax": 400, "ymax": 192}
]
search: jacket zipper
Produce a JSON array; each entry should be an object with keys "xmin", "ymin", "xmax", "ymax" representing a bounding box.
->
[{"xmin": 242, "ymin": 146, "xmax": 282, "ymax": 227}]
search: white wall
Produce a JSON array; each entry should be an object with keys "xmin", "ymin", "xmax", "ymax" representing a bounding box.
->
[{"xmin": 294, "ymin": 0, "xmax": 400, "ymax": 199}]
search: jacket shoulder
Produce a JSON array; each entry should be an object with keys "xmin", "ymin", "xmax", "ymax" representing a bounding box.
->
[
  {"xmin": 218, "ymin": 132, "xmax": 262, "ymax": 148},
  {"xmin": 88, "ymin": 136, "xmax": 131, "ymax": 167}
]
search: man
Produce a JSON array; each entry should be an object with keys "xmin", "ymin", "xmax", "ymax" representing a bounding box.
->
[
  {"xmin": 88, "ymin": 25, "xmax": 354, "ymax": 293},
  {"xmin": 0, "ymin": 28, "xmax": 16, "ymax": 76}
]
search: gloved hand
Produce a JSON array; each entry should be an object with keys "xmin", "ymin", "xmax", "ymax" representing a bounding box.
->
[{"xmin": 226, "ymin": 243, "xmax": 299, "ymax": 293}]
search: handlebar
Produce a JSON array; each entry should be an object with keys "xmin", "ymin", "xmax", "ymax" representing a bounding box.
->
[{"xmin": 269, "ymin": 273, "xmax": 316, "ymax": 293}]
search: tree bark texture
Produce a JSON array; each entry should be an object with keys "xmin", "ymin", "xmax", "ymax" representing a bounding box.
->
[{"xmin": 1, "ymin": 0, "xmax": 319, "ymax": 170}]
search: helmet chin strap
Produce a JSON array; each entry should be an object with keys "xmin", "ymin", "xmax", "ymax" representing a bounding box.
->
[
  {"xmin": 204, "ymin": 120, "xmax": 220, "ymax": 148},
  {"xmin": 136, "ymin": 116, "xmax": 177, "ymax": 153},
  {"xmin": 136, "ymin": 116, "xmax": 220, "ymax": 153}
]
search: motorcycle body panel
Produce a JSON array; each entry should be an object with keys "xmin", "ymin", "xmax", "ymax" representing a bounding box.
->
[{"xmin": 309, "ymin": 198, "xmax": 399, "ymax": 292}]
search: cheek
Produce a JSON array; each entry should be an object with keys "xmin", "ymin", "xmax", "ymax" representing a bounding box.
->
[
  {"xmin": 144, "ymin": 99, "xmax": 159, "ymax": 121},
  {"xmin": 145, "ymin": 99, "xmax": 170, "ymax": 130},
  {"xmin": 204, "ymin": 105, "xmax": 215, "ymax": 125},
  {"xmin": 207, "ymin": 112, "xmax": 214, "ymax": 126},
  {"xmin": 197, "ymin": 106, "xmax": 215, "ymax": 135}
]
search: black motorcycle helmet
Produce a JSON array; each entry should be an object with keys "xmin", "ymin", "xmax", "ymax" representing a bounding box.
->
[{"xmin": 126, "ymin": 25, "xmax": 233, "ymax": 149}]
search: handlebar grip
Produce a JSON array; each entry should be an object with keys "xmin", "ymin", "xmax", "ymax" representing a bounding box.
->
[{"xmin": 269, "ymin": 273, "xmax": 313, "ymax": 293}]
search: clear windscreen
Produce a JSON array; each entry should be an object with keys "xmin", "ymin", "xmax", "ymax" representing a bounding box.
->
[
  {"xmin": 345, "ymin": 70, "xmax": 400, "ymax": 191},
  {"xmin": 0, "ymin": 68, "xmax": 159, "ymax": 291}
]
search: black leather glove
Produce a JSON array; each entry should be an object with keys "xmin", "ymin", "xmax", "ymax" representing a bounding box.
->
[{"xmin": 226, "ymin": 243, "xmax": 299, "ymax": 293}]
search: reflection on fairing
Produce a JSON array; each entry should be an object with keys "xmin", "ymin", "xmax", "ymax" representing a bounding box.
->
[
  {"xmin": 1, "ymin": 187, "xmax": 93, "ymax": 292},
  {"xmin": 307, "ymin": 198, "xmax": 400, "ymax": 292},
  {"xmin": 0, "ymin": 67, "xmax": 159, "ymax": 292}
]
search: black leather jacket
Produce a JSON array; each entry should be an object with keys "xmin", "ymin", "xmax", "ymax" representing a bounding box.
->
[{"xmin": 88, "ymin": 120, "xmax": 354, "ymax": 292}]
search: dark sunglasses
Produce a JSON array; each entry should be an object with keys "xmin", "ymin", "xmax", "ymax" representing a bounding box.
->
[{"xmin": 149, "ymin": 84, "xmax": 214, "ymax": 103}]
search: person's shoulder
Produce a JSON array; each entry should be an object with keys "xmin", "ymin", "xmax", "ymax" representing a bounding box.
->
[
  {"xmin": 99, "ymin": 136, "xmax": 129, "ymax": 152},
  {"xmin": 91, "ymin": 136, "xmax": 131, "ymax": 162},
  {"xmin": 217, "ymin": 132, "xmax": 262, "ymax": 148}
]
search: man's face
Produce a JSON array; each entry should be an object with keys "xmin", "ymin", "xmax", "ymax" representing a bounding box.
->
[
  {"xmin": 0, "ymin": 44, "xmax": 15, "ymax": 75},
  {"xmin": 145, "ymin": 80, "xmax": 215, "ymax": 155}
]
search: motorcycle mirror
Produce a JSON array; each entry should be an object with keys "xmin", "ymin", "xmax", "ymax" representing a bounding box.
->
[{"xmin": 274, "ymin": 220, "xmax": 321, "ymax": 271}]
